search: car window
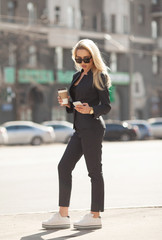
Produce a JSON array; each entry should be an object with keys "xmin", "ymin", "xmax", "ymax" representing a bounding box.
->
[
  {"xmin": 53, "ymin": 125, "xmax": 69, "ymax": 130},
  {"xmin": 17, "ymin": 125, "xmax": 32, "ymax": 130},
  {"xmin": 138, "ymin": 124, "xmax": 146, "ymax": 129},
  {"xmin": 6, "ymin": 126, "xmax": 18, "ymax": 130},
  {"xmin": 151, "ymin": 122, "xmax": 162, "ymax": 126},
  {"xmin": 106, "ymin": 124, "xmax": 123, "ymax": 130}
]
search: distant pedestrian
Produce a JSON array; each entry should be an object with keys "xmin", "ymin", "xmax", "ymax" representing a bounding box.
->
[{"xmin": 42, "ymin": 39, "xmax": 111, "ymax": 230}]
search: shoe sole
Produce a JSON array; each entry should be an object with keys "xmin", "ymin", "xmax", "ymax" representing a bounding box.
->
[
  {"xmin": 73, "ymin": 224, "xmax": 102, "ymax": 230},
  {"xmin": 42, "ymin": 224, "xmax": 70, "ymax": 229}
]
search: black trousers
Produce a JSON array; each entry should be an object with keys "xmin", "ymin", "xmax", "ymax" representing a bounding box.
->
[{"xmin": 58, "ymin": 127, "xmax": 105, "ymax": 212}]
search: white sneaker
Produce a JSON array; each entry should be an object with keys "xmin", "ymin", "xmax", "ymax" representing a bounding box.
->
[
  {"xmin": 73, "ymin": 213, "xmax": 102, "ymax": 230},
  {"xmin": 42, "ymin": 212, "xmax": 70, "ymax": 229}
]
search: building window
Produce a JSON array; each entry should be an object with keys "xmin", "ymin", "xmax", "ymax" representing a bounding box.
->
[
  {"xmin": 111, "ymin": 14, "xmax": 116, "ymax": 33},
  {"xmin": 55, "ymin": 47, "xmax": 63, "ymax": 70},
  {"xmin": 93, "ymin": 15, "xmax": 97, "ymax": 31},
  {"xmin": 81, "ymin": 10, "xmax": 86, "ymax": 29},
  {"xmin": 138, "ymin": 4, "xmax": 145, "ymax": 25},
  {"xmin": 8, "ymin": 43, "xmax": 16, "ymax": 66},
  {"xmin": 135, "ymin": 82, "xmax": 140, "ymax": 94},
  {"xmin": 67, "ymin": 6, "xmax": 75, "ymax": 28},
  {"xmin": 28, "ymin": 45, "xmax": 37, "ymax": 67},
  {"xmin": 8, "ymin": 1, "xmax": 16, "ymax": 22},
  {"xmin": 110, "ymin": 53, "xmax": 117, "ymax": 72},
  {"xmin": 123, "ymin": 15, "xmax": 128, "ymax": 34},
  {"xmin": 152, "ymin": 20, "xmax": 158, "ymax": 38},
  {"xmin": 151, "ymin": 0, "xmax": 159, "ymax": 4},
  {"xmin": 27, "ymin": 2, "xmax": 37, "ymax": 25},
  {"xmin": 55, "ymin": 6, "xmax": 60, "ymax": 24},
  {"xmin": 152, "ymin": 55, "xmax": 159, "ymax": 74}
]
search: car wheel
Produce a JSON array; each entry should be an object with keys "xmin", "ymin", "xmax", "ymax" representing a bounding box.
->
[
  {"xmin": 31, "ymin": 136, "xmax": 43, "ymax": 146},
  {"xmin": 120, "ymin": 134, "xmax": 130, "ymax": 141}
]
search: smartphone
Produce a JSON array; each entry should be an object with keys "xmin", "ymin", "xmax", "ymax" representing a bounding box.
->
[{"xmin": 73, "ymin": 101, "xmax": 83, "ymax": 106}]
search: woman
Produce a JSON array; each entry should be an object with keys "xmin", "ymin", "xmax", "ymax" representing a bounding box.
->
[{"xmin": 42, "ymin": 39, "xmax": 111, "ymax": 230}]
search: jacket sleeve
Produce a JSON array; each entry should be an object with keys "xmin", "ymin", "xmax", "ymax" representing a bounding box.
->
[
  {"xmin": 66, "ymin": 101, "xmax": 74, "ymax": 113},
  {"xmin": 93, "ymin": 74, "xmax": 111, "ymax": 118}
]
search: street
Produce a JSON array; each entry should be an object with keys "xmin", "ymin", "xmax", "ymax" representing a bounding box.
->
[{"xmin": 0, "ymin": 140, "xmax": 162, "ymax": 215}]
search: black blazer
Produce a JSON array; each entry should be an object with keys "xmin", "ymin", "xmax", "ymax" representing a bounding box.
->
[{"xmin": 66, "ymin": 69, "xmax": 111, "ymax": 130}]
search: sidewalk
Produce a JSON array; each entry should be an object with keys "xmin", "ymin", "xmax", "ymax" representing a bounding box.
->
[{"xmin": 0, "ymin": 207, "xmax": 162, "ymax": 240}]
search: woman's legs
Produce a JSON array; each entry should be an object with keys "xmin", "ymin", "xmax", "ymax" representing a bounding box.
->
[
  {"xmin": 80, "ymin": 128, "xmax": 105, "ymax": 214},
  {"xmin": 58, "ymin": 131, "xmax": 83, "ymax": 214}
]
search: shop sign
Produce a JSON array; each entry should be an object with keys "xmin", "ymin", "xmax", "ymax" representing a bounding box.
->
[
  {"xmin": 19, "ymin": 69, "xmax": 54, "ymax": 84},
  {"xmin": 109, "ymin": 72, "xmax": 129, "ymax": 85},
  {"xmin": 109, "ymin": 86, "xmax": 115, "ymax": 102},
  {"xmin": 4, "ymin": 67, "xmax": 15, "ymax": 84},
  {"xmin": 57, "ymin": 70, "xmax": 75, "ymax": 83},
  {"xmin": 4, "ymin": 67, "xmax": 54, "ymax": 84}
]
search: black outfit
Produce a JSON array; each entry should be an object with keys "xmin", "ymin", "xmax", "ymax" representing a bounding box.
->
[{"xmin": 58, "ymin": 69, "xmax": 111, "ymax": 212}]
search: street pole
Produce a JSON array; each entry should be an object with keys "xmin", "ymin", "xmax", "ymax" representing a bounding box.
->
[
  {"xmin": 128, "ymin": 0, "xmax": 134, "ymax": 120},
  {"xmin": 14, "ymin": 44, "xmax": 20, "ymax": 120},
  {"xmin": 128, "ymin": 47, "xmax": 134, "ymax": 119}
]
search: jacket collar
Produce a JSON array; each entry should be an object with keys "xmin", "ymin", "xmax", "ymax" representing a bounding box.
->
[{"xmin": 69, "ymin": 68, "xmax": 92, "ymax": 89}]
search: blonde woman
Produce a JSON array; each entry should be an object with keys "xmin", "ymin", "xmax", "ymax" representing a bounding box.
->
[{"xmin": 42, "ymin": 39, "xmax": 111, "ymax": 230}]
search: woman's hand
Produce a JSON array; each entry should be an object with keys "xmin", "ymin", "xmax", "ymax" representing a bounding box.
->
[
  {"xmin": 57, "ymin": 96, "xmax": 70, "ymax": 108},
  {"xmin": 75, "ymin": 103, "xmax": 91, "ymax": 114}
]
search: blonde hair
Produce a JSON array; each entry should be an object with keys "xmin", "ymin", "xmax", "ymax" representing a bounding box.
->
[{"xmin": 72, "ymin": 39, "xmax": 111, "ymax": 90}]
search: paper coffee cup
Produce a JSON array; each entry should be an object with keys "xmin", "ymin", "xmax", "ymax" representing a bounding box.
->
[{"xmin": 58, "ymin": 88, "xmax": 68, "ymax": 104}]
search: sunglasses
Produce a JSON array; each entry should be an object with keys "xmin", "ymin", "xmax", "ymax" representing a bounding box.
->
[{"xmin": 75, "ymin": 56, "xmax": 92, "ymax": 64}]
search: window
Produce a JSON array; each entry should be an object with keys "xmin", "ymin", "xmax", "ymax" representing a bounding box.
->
[
  {"xmin": 55, "ymin": 47, "xmax": 63, "ymax": 70},
  {"xmin": 151, "ymin": 0, "xmax": 159, "ymax": 4},
  {"xmin": 123, "ymin": 16, "xmax": 128, "ymax": 34},
  {"xmin": 152, "ymin": 20, "xmax": 158, "ymax": 38},
  {"xmin": 67, "ymin": 6, "xmax": 75, "ymax": 28},
  {"xmin": 8, "ymin": 43, "xmax": 16, "ymax": 66},
  {"xmin": 81, "ymin": 10, "xmax": 86, "ymax": 29},
  {"xmin": 151, "ymin": 21, "xmax": 158, "ymax": 38},
  {"xmin": 27, "ymin": 2, "xmax": 37, "ymax": 25},
  {"xmin": 138, "ymin": 4, "xmax": 145, "ymax": 25},
  {"xmin": 93, "ymin": 15, "xmax": 97, "ymax": 31},
  {"xmin": 8, "ymin": 1, "xmax": 16, "ymax": 22},
  {"xmin": 111, "ymin": 14, "xmax": 116, "ymax": 33},
  {"xmin": 152, "ymin": 55, "xmax": 159, "ymax": 74},
  {"xmin": 28, "ymin": 45, "xmax": 37, "ymax": 67},
  {"xmin": 110, "ymin": 53, "xmax": 117, "ymax": 72},
  {"xmin": 55, "ymin": 6, "xmax": 60, "ymax": 24},
  {"xmin": 135, "ymin": 82, "xmax": 140, "ymax": 94}
]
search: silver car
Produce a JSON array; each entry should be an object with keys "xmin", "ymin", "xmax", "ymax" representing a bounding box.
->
[
  {"xmin": 0, "ymin": 126, "xmax": 8, "ymax": 145},
  {"xmin": 2, "ymin": 121, "xmax": 55, "ymax": 145},
  {"xmin": 148, "ymin": 117, "xmax": 162, "ymax": 139},
  {"xmin": 42, "ymin": 120, "xmax": 74, "ymax": 143},
  {"xmin": 125, "ymin": 120, "xmax": 152, "ymax": 140}
]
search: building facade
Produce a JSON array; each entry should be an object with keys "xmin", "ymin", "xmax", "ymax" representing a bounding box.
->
[
  {"xmin": 150, "ymin": 0, "xmax": 162, "ymax": 117},
  {"xmin": 0, "ymin": 0, "xmax": 161, "ymax": 124}
]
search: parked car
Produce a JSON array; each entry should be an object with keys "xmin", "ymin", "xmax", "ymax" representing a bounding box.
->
[
  {"xmin": 42, "ymin": 120, "xmax": 74, "ymax": 143},
  {"xmin": 1, "ymin": 121, "xmax": 55, "ymax": 145},
  {"xmin": 0, "ymin": 126, "xmax": 8, "ymax": 145},
  {"xmin": 148, "ymin": 117, "xmax": 162, "ymax": 139},
  {"xmin": 125, "ymin": 119, "xmax": 152, "ymax": 140},
  {"xmin": 104, "ymin": 120, "xmax": 138, "ymax": 141}
]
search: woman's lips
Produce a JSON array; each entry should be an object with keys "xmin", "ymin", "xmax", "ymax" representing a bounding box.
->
[{"xmin": 81, "ymin": 65, "xmax": 87, "ymax": 68}]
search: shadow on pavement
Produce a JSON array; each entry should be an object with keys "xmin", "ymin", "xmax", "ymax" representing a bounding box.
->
[{"xmin": 20, "ymin": 229, "xmax": 94, "ymax": 240}]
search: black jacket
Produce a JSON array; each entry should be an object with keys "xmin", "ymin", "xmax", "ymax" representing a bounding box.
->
[{"xmin": 66, "ymin": 69, "xmax": 111, "ymax": 130}]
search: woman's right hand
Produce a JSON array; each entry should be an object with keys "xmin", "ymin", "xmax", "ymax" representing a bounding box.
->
[{"xmin": 57, "ymin": 96, "xmax": 70, "ymax": 108}]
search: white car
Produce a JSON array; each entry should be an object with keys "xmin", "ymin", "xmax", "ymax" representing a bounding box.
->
[
  {"xmin": 148, "ymin": 118, "xmax": 162, "ymax": 139},
  {"xmin": 42, "ymin": 120, "xmax": 74, "ymax": 143},
  {"xmin": 2, "ymin": 121, "xmax": 55, "ymax": 145},
  {"xmin": 0, "ymin": 126, "xmax": 8, "ymax": 145},
  {"xmin": 125, "ymin": 120, "xmax": 152, "ymax": 140}
]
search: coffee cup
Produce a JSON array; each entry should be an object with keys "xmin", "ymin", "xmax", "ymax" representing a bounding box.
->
[{"xmin": 58, "ymin": 88, "xmax": 68, "ymax": 105}]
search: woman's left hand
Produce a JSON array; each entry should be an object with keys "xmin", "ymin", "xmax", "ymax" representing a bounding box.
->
[{"xmin": 75, "ymin": 103, "xmax": 91, "ymax": 114}]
